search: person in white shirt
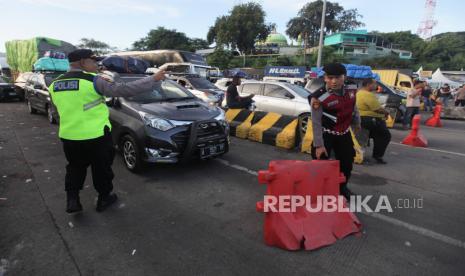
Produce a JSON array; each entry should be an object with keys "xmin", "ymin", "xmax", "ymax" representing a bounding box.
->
[{"xmin": 403, "ymin": 80, "xmax": 423, "ymax": 130}]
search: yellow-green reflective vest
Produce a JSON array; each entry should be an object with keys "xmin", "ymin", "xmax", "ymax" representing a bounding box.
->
[{"xmin": 49, "ymin": 71, "xmax": 111, "ymax": 140}]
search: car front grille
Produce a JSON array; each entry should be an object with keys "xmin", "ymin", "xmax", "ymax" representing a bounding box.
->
[
  {"xmin": 196, "ymin": 121, "xmax": 224, "ymax": 139},
  {"xmin": 171, "ymin": 121, "xmax": 225, "ymax": 153}
]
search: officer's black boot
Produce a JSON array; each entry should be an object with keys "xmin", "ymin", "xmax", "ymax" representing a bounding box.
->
[
  {"xmin": 66, "ymin": 192, "xmax": 83, "ymax": 213},
  {"xmin": 340, "ymin": 184, "xmax": 354, "ymax": 202},
  {"xmin": 96, "ymin": 193, "xmax": 118, "ymax": 212}
]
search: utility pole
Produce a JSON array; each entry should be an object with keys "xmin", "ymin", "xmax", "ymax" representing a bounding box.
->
[
  {"xmin": 316, "ymin": 0, "xmax": 327, "ymax": 68},
  {"xmin": 303, "ymin": 32, "xmax": 307, "ymax": 66}
]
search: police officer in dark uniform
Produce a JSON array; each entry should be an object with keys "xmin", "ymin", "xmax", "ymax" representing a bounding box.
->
[{"xmin": 309, "ymin": 63, "xmax": 361, "ymax": 200}]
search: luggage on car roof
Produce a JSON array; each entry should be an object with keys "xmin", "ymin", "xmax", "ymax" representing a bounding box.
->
[
  {"xmin": 101, "ymin": 56, "xmax": 149, "ymax": 74},
  {"xmin": 33, "ymin": 57, "xmax": 69, "ymax": 72}
]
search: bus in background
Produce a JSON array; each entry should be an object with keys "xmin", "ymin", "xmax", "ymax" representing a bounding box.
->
[{"xmin": 262, "ymin": 66, "xmax": 308, "ymax": 86}]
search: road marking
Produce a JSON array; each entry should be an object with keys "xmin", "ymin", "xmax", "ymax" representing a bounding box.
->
[
  {"xmin": 390, "ymin": 142, "xmax": 465, "ymax": 157},
  {"xmin": 364, "ymin": 212, "xmax": 465, "ymax": 249},
  {"xmin": 216, "ymin": 158, "xmax": 258, "ymax": 176},
  {"xmin": 216, "ymin": 158, "xmax": 465, "ymax": 250}
]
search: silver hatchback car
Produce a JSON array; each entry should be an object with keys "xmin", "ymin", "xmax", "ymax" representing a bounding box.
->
[{"xmin": 236, "ymin": 80, "xmax": 312, "ymax": 137}]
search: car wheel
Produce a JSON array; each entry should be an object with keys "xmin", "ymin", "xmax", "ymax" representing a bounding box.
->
[
  {"xmin": 47, "ymin": 105, "xmax": 56, "ymax": 124},
  {"xmin": 27, "ymin": 99, "xmax": 37, "ymax": 114},
  {"xmin": 298, "ymin": 113, "xmax": 311, "ymax": 142},
  {"xmin": 121, "ymin": 134, "xmax": 144, "ymax": 173}
]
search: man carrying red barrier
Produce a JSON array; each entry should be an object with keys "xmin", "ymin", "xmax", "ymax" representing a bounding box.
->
[{"xmin": 309, "ymin": 63, "xmax": 361, "ymax": 200}]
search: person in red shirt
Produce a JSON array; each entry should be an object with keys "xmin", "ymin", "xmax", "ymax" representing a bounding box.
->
[{"xmin": 309, "ymin": 63, "xmax": 361, "ymax": 200}]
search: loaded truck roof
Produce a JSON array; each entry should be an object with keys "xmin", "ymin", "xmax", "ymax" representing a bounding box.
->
[
  {"xmin": 5, "ymin": 37, "xmax": 76, "ymax": 74},
  {"xmin": 110, "ymin": 49, "xmax": 208, "ymax": 68}
]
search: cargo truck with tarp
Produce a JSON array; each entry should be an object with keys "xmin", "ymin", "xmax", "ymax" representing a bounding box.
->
[
  {"xmin": 372, "ymin": 69, "xmax": 413, "ymax": 93},
  {"xmin": 5, "ymin": 37, "xmax": 76, "ymax": 80}
]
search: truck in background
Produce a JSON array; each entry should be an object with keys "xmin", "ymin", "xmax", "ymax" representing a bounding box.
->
[{"xmin": 372, "ymin": 69, "xmax": 413, "ymax": 93}]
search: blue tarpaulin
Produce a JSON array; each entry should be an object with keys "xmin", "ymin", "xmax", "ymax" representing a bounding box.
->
[
  {"xmin": 33, "ymin": 57, "xmax": 69, "ymax": 71},
  {"xmin": 315, "ymin": 64, "xmax": 379, "ymax": 80}
]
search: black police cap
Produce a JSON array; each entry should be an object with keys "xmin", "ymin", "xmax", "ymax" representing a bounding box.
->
[
  {"xmin": 323, "ymin": 63, "xmax": 347, "ymax": 76},
  {"xmin": 68, "ymin": 49, "xmax": 100, "ymax": 62}
]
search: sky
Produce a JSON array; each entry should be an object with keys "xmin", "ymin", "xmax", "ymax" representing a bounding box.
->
[{"xmin": 0, "ymin": 0, "xmax": 463, "ymax": 52}]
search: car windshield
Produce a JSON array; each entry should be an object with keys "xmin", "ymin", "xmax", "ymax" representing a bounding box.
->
[
  {"xmin": 194, "ymin": 66, "xmax": 208, "ymax": 78},
  {"xmin": 122, "ymin": 77, "xmax": 195, "ymax": 104},
  {"xmin": 189, "ymin": 77, "xmax": 217, "ymax": 89},
  {"xmin": 284, "ymin": 83, "xmax": 311, "ymax": 98}
]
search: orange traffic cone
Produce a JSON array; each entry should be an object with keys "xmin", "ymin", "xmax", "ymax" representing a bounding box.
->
[
  {"xmin": 425, "ymin": 103, "xmax": 443, "ymax": 127},
  {"xmin": 402, "ymin": 115, "xmax": 428, "ymax": 147}
]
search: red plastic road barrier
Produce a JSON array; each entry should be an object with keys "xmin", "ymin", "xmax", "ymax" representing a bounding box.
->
[
  {"xmin": 402, "ymin": 114, "xmax": 428, "ymax": 147},
  {"xmin": 425, "ymin": 104, "xmax": 443, "ymax": 127},
  {"xmin": 256, "ymin": 160, "xmax": 362, "ymax": 251}
]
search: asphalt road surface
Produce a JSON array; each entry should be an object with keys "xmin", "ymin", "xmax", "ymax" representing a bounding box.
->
[{"xmin": 1, "ymin": 101, "xmax": 465, "ymax": 275}]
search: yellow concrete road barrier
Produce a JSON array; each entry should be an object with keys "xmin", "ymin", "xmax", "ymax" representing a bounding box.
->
[
  {"xmin": 248, "ymin": 111, "xmax": 298, "ymax": 149},
  {"xmin": 225, "ymin": 109, "xmax": 254, "ymax": 139}
]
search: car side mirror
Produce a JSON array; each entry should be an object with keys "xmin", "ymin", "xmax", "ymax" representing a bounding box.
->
[
  {"xmin": 105, "ymin": 97, "xmax": 113, "ymax": 107},
  {"xmin": 106, "ymin": 97, "xmax": 121, "ymax": 108},
  {"xmin": 286, "ymin": 93, "xmax": 295, "ymax": 99}
]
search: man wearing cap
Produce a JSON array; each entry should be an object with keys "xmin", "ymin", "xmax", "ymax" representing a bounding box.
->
[
  {"xmin": 49, "ymin": 49, "xmax": 165, "ymax": 213},
  {"xmin": 309, "ymin": 63, "xmax": 361, "ymax": 200},
  {"xmin": 226, "ymin": 76, "xmax": 254, "ymax": 109}
]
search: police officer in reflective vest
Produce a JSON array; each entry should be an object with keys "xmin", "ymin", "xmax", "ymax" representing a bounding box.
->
[
  {"xmin": 309, "ymin": 63, "xmax": 361, "ymax": 200},
  {"xmin": 49, "ymin": 49, "xmax": 165, "ymax": 213}
]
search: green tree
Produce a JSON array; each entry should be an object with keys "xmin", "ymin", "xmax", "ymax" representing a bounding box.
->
[
  {"xmin": 362, "ymin": 55, "xmax": 413, "ymax": 69},
  {"xmin": 286, "ymin": 1, "xmax": 363, "ymax": 47},
  {"xmin": 188, "ymin": 38, "xmax": 210, "ymax": 52},
  {"xmin": 369, "ymin": 31, "xmax": 425, "ymax": 54},
  {"xmin": 206, "ymin": 48, "xmax": 234, "ymax": 69},
  {"xmin": 207, "ymin": 3, "xmax": 273, "ymax": 54},
  {"xmin": 77, "ymin": 38, "xmax": 116, "ymax": 55},
  {"xmin": 133, "ymin": 27, "xmax": 192, "ymax": 51}
]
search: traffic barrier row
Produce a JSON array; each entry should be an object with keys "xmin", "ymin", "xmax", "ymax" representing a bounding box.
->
[
  {"xmin": 225, "ymin": 109, "xmax": 297, "ymax": 149},
  {"xmin": 225, "ymin": 109, "xmax": 365, "ymax": 163},
  {"xmin": 441, "ymin": 106, "xmax": 465, "ymax": 121}
]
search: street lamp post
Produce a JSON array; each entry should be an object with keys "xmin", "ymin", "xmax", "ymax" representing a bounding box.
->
[{"xmin": 316, "ymin": 0, "xmax": 327, "ymax": 68}]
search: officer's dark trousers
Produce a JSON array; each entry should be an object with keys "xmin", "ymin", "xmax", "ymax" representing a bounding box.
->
[
  {"xmin": 61, "ymin": 128, "xmax": 115, "ymax": 198},
  {"xmin": 311, "ymin": 132, "xmax": 355, "ymax": 186},
  {"xmin": 361, "ymin": 117, "xmax": 391, "ymax": 158}
]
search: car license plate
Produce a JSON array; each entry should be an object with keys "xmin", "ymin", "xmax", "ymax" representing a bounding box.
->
[
  {"xmin": 200, "ymin": 143, "xmax": 225, "ymax": 158},
  {"xmin": 9, "ymin": 92, "xmax": 16, "ymax": 96}
]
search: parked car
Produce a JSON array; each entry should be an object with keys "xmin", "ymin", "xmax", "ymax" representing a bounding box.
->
[
  {"xmin": 168, "ymin": 74, "xmax": 224, "ymax": 106},
  {"xmin": 107, "ymin": 74, "xmax": 229, "ymax": 172},
  {"xmin": 24, "ymin": 71, "xmax": 61, "ymax": 124},
  {"xmin": 14, "ymin": 72, "xmax": 34, "ymax": 100},
  {"xmin": 236, "ymin": 80, "xmax": 312, "ymax": 139},
  {"xmin": 0, "ymin": 75, "xmax": 23, "ymax": 101}
]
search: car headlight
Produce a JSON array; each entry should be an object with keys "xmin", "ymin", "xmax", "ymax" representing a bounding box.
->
[
  {"xmin": 214, "ymin": 108, "xmax": 229, "ymax": 129},
  {"xmin": 206, "ymin": 94, "xmax": 221, "ymax": 105},
  {"xmin": 138, "ymin": 111, "xmax": 175, "ymax": 131}
]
